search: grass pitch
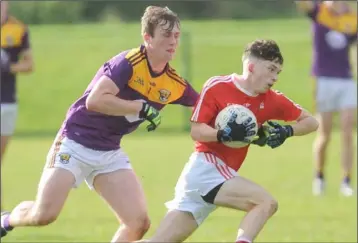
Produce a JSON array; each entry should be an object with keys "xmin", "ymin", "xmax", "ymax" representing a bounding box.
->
[{"xmin": 2, "ymin": 18, "xmax": 357, "ymax": 242}]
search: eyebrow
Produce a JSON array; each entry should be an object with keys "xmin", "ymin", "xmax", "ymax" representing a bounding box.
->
[
  {"xmin": 162, "ymin": 30, "xmax": 180, "ymax": 34},
  {"xmin": 269, "ymin": 64, "xmax": 282, "ymax": 73}
]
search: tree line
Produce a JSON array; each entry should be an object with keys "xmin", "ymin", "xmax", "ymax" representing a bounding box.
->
[{"xmin": 9, "ymin": 1, "xmax": 298, "ymax": 24}]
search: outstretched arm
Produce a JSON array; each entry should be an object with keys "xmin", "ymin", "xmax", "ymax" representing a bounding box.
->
[
  {"xmin": 252, "ymin": 90, "xmax": 319, "ymax": 148},
  {"xmin": 290, "ymin": 110, "xmax": 319, "ymax": 136},
  {"xmin": 86, "ymin": 75, "xmax": 161, "ymax": 131},
  {"xmin": 10, "ymin": 31, "xmax": 33, "ymax": 74},
  {"xmin": 86, "ymin": 75, "xmax": 143, "ymax": 116},
  {"xmin": 253, "ymin": 110, "xmax": 318, "ymax": 149},
  {"xmin": 10, "ymin": 49, "xmax": 33, "ymax": 74}
]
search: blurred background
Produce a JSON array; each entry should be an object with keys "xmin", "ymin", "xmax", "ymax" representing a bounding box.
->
[
  {"xmin": 8, "ymin": 0, "xmax": 317, "ymax": 135},
  {"xmin": 7, "ymin": 0, "xmax": 357, "ymax": 135},
  {"xmin": 2, "ymin": 1, "xmax": 357, "ymax": 242},
  {"xmin": 10, "ymin": 1, "xmax": 298, "ymax": 24}
]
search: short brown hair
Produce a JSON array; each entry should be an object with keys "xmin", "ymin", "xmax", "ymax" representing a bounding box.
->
[
  {"xmin": 243, "ymin": 39, "xmax": 283, "ymax": 64},
  {"xmin": 141, "ymin": 6, "xmax": 180, "ymax": 37}
]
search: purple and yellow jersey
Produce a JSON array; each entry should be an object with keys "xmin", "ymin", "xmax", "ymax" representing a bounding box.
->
[
  {"xmin": 307, "ymin": 3, "xmax": 357, "ymax": 79},
  {"xmin": 1, "ymin": 16, "xmax": 30, "ymax": 103},
  {"xmin": 60, "ymin": 45, "xmax": 199, "ymax": 151}
]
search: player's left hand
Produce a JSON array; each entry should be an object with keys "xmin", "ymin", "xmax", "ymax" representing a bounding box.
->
[
  {"xmin": 251, "ymin": 125, "xmax": 269, "ymax": 147},
  {"xmin": 139, "ymin": 103, "xmax": 161, "ymax": 132},
  {"xmin": 265, "ymin": 121, "xmax": 294, "ymax": 149},
  {"xmin": 217, "ymin": 113, "xmax": 256, "ymax": 143}
]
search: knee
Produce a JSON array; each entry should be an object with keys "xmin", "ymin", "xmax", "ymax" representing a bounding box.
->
[
  {"xmin": 136, "ymin": 215, "xmax": 151, "ymax": 235},
  {"xmin": 30, "ymin": 206, "xmax": 59, "ymax": 226},
  {"xmin": 123, "ymin": 214, "xmax": 151, "ymax": 236},
  {"xmin": 141, "ymin": 216, "xmax": 151, "ymax": 234},
  {"xmin": 341, "ymin": 125, "xmax": 354, "ymax": 141},
  {"xmin": 315, "ymin": 133, "xmax": 331, "ymax": 147},
  {"xmin": 341, "ymin": 111, "xmax": 356, "ymax": 138},
  {"xmin": 32, "ymin": 213, "xmax": 58, "ymax": 226},
  {"xmin": 262, "ymin": 198, "xmax": 278, "ymax": 216}
]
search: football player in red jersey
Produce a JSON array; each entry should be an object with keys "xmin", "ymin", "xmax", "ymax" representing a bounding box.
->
[{"xmin": 139, "ymin": 39, "xmax": 318, "ymax": 243}]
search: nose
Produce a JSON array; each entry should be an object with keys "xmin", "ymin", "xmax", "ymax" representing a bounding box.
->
[
  {"xmin": 169, "ymin": 34, "xmax": 179, "ymax": 44},
  {"xmin": 272, "ymin": 75, "xmax": 278, "ymax": 82},
  {"xmin": 170, "ymin": 36, "xmax": 177, "ymax": 45}
]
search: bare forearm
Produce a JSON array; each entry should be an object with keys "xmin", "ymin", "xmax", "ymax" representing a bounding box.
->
[
  {"xmin": 10, "ymin": 60, "xmax": 33, "ymax": 73},
  {"xmin": 191, "ymin": 123, "xmax": 219, "ymax": 142},
  {"xmin": 86, "ymin": 94, "xmax": 143, "ymax": 116},
  {"xmin": 291, "ymin": 116, "xmax": 319, "ymax": 136}
]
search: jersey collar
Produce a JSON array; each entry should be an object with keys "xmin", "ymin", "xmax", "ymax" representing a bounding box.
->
[
  {"xmin": 141, "ymin": 44, "xmax": 169, "ymax": 78},
  {"xmin": 231, "ymin": 73, "xmax": 258, "ymax": 97}
]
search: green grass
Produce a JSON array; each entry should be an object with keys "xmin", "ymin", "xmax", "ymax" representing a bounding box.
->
[
  {"xmin": 16, "ymin": 18, "xmax": 321, "ymax": 135},
  {"xmin": 2, "ymin": 132, "xmax": 357, "ymax": 242}
]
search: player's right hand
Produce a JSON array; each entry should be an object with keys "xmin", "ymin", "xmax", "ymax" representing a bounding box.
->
[
  {"xmin": 217, "ymin": 113, "xmax": 256, "ymax": 143},
  {"xmin": 139, "ymin": 103, "xmax": 161, "ymax": 132},
  {"xmin": 0, "ymin": 49, "xmax": 10, "ymax": 73}
]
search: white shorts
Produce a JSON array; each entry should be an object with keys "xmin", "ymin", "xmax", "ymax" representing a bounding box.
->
[
  {"xmin": 1, "ymin": 103, "xmax": 18, "ymax": 136},
  {"xmin": 165, "ymin": 152, "xmax": 237, "ymax": 225},
  {"xmin": 45, "ymin": 136, "xmax": 132, "ymax": 189},
  {"xmin": 316, "ymin": 77, "xmax": 357, "ymax": 112}
]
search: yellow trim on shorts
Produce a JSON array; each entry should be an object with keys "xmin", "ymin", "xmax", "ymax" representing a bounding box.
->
[{"xmin": 48, "ymin": 134, "xmax": 64, "ymax": 168}]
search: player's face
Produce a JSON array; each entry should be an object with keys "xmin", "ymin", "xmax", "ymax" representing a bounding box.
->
[
  {"xmin": 145, "ymin": 20, "xmax": 180, "ymax": 62},
  {"xmin": 1, "ymin": 1, "xmax": 8, "ymax": 25},
  {"xmin": 251, "ymin": 60, "xmax": 281, "ymax": 94}
]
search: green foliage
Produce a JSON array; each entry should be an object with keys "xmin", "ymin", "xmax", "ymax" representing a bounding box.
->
[
  {"xmin": 209, "ymin": 1, "xmax": 297, "ymax": 19},
  {"xmin": 9, "ymin": 1, "xmax": 299, "ymax": 24},
  {"xmin": 35, "ymin": 2, "xmax": 85, "ymax": 24},
  {"xmin": 7, "ymin": 2, "xmax": 41, "ymax": 24},
  {"xmin": 9, "ymin": 1, "xmax": 85, "ymax": 24}
]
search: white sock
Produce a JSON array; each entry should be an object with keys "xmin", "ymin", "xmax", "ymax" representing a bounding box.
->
[
  {"xmin": 236, "ymin": 229, "xmax": 252, "ymax": 243},
  {"xmin": 236, "ymin": 237, "xmax": 251, "ymax": 243}
]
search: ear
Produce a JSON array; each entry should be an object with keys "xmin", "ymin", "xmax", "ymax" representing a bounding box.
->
[
  {"xmin": 248, "ymin": 63, "xmax": 254, "ymax": 73},
  {"xmin": 143, "ymin": 32, "xmax": 151, "ymax": 44}
]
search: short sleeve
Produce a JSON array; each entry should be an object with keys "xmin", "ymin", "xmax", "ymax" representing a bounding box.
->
[
  {"xmin": 20, "ymin": 29, "xmax": 30, "ymax": 50},
  {"xmin": 103, "ymin": 55, "xmax": 133, "ymax": 90},
  {"xmin": 170, "ymin": 82, "xmax": 199, "ymax": 107},
  {"xmin": 270, "ymin": 90, "xmax": 302, "ymax": 122},
  {"xmin": 307, "ymin": 3, "xmax": 320, "ymax": 21},
  {"xmin": 190, "ymin": 87, "xmax": 218, "ymax": 124}
]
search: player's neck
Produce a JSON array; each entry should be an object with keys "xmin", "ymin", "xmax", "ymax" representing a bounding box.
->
[
  {"xmin": 233, "ymin": 73, "xmax": 258, "ymax": 97},
  {"xmin": 146, "ymin": 48, "xmax": 168, "ymax": 73}
]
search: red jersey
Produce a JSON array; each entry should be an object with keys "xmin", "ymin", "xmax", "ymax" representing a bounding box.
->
[{"xmin": 190, "ymin": 74, "xmax": 302, "ymax": 171}]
